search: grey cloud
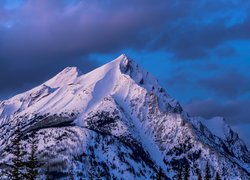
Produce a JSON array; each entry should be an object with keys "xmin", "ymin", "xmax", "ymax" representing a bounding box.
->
[
  {"xmin": 154, "ymin": 18, "xmax": 250, "ymax": 60},
  {"xmin": 184, "ymin": 98, "xmax": 250, "ymax": 125},
  {"xmin": 198, "ymin": 71, "xmax": 250, "ymax": 98},
  {"xmin": 2, "ymin": 0, "xmax": 250, "ymax": 62},
  {"xmin": 215, "ymin": 45, "xmax": 237, "ymax": 58}
]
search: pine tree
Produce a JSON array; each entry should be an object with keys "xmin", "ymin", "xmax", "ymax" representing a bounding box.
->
[
  {"xmin": 195, "ymin": 168, "xmax": 202, "ymax": 180},
  {"xmin": 215, "ymin": 171, "xmax": 221, "ymax": 180},
  {"xmin": 156, "ymin": 167, "xmax": 165, "ymax": 180},
  {"xmin": 8, "ymin": 123, "xmax": 26, "ymax": 180},
  {"xmin": 183, "ymin": 162, "xmax": 190, "ymax": 180},
  {"xmin": 88, "ymin": 169, "xmax": 93, "ymax": 180},
  {"xmin": 177, "ymin": 162, "xmax": 183, "ymax": 180},
  {"xmin": 204, "ymin": 162, "xmax": 211, "ymax": 180},
  {"xmin": 45, "ymin": 165, "xmax": 51, "ymax": 180},
  {"xmin": 25, "ymin": 133, "xmax": 39, "ymax": 180},
  {"xmin": 68, "ymin": 161, "xmax": 74, "ymax": 180}
]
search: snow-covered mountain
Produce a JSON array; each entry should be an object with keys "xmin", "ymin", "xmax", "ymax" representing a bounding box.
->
[{"xmin": 0, "ymin": 54, "xmax": 249, "ymax": 179}]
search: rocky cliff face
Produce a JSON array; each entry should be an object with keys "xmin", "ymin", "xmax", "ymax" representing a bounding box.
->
[{"xmin": 0, "ymin": 54, "xmax": 249, "ymax": 179}]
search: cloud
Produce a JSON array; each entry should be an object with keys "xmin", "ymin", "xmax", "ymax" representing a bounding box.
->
[
  {"xmin": 214, "ymin": 45, "xmax": 237, "ymax": 58},
  {"xmin": 0, "ymin": 0, "xmax": 164, "ymax": 58},
  {"xmin": 198, "ymin": 70, "xmax": 250, "ymax": 98},
  {"xmin": 1, "ymin": 0, "xmax": 250, "ymax": 61},
  {"xmin": 184, "ymin": 98, "xmax": 250, "ymax": 125},
  {"xmin": 153, "ymin": 16, "xmax": 250, "ymax": 60}
]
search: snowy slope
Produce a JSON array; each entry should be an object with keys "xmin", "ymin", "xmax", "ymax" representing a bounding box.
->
[{"xmin": 0, "ymin": 54, "xmax": 249, "ymax": 179}]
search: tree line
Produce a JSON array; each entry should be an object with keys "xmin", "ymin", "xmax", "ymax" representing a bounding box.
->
[
  {"xmin": 3, "ymin": 124, "xmax": 40, "ymax": 180},
  {"xmin": 156, "ymin": 159, "xmax": 222, "ymax": 180},
  {"xmin": 2, "ymin": 123, "xmax": 223, "ymax": 180}
]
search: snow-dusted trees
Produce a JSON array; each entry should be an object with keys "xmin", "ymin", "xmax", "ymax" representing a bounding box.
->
[
  {"xmin": 195, "ymin": 168, "xmax": 202, "ymax": 180},
  {"xmin": 68, "ymin": 161, "xmax": 74, "ymax": 180},
  {"xmin": 175, "ymin": 159, "xmax": 190, "ymax": 180},
  {"xmin": 204, "ymin": 162, "xmax": 211, "ymax": 180},
  {"xmin": 8, "ymin": 123, "xmax": 26, "ymax": 180},
  {"xmin": 25, "ymin": 132, "xmax": 40, "ymax": 180},
  {"xmin": 156, "ymin": 167, "xmax": 165, "ymax": 180},
  {"xmin": 176, "ymin": 163, "xmax": 183, "ymax": 180},
  {"xmin": 215, "ymin": 171, "xmax": 221, "ymax": 180},
  {"xmin": 183, "ymin": 162, "xmax": 190, "ymax": 180},
  {"xmin": 6, "ymin": 126, "xmax": 40, "ymax": 180}
]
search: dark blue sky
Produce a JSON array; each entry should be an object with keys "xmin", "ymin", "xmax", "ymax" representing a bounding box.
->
[{"xmin": 0, "ymin": 0, "xmax": 250, "ymax": 147}]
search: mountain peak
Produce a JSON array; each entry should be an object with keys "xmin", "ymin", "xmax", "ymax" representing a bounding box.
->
[
  {"xmin": 114, "ymin": 53, "xmax": 130, "ymax": 61},
  {"xmin": 104, "ymin": 54, "xmax": 131, "ymax": 71}
]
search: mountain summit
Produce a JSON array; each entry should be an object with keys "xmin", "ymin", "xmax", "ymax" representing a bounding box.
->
[{"xmin": 0, "ymin": 55, "xmax": 249, "ymax": 179}]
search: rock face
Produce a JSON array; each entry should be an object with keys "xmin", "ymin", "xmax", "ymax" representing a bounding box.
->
[{"xmin": 0, "ymin": 54, "xmax": 249, "ymax": 179}]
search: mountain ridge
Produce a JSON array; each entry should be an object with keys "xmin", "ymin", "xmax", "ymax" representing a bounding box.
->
[{"xmin": 0, "ymin": 54, "xmax": 249, "ymax": 179}]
